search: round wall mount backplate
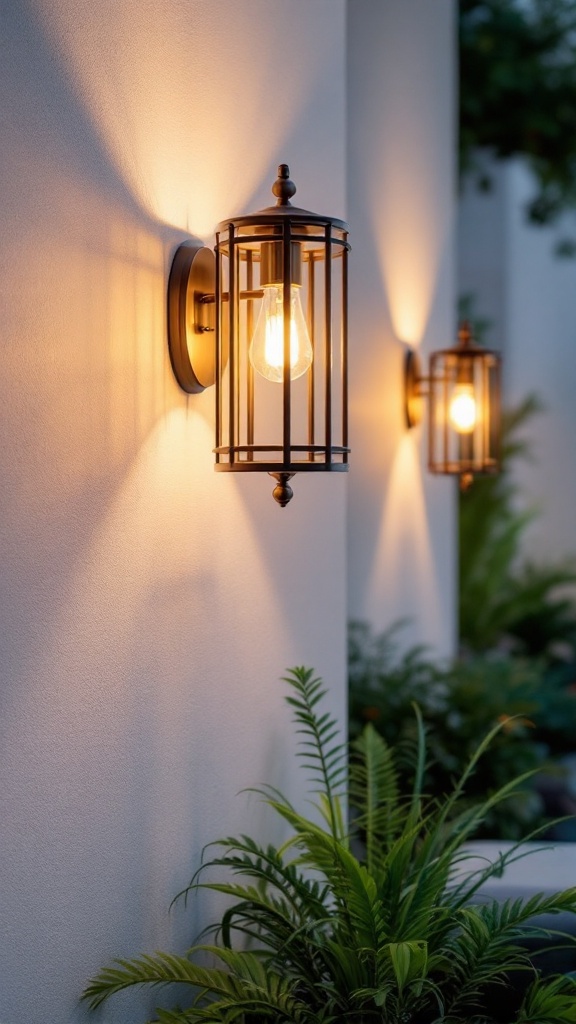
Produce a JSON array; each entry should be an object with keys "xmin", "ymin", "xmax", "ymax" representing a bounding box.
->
[{"xmin": 167, "ymin": 243, "xmax": 216, "ymax": 393}]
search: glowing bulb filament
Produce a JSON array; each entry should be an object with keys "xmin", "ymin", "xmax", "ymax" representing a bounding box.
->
[
  {"xmin": 263, "ymin": 309, "xmax": 297, "ymax": 372},
  {"xmin": 449, "ymin": 384, "xmax": 477, "ymax": 433},
  {"xmin": 249, "ymin": 285, "xmax": 313, "ymax": 383}
]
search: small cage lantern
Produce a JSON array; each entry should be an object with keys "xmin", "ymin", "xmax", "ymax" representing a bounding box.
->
[
  {"xmin": 405, "ymin": 322, "xmax": 502, "ymax": 489},
  {"xmin": 168, "ymin": 164, "xmax": 350, "ymax": 506}
]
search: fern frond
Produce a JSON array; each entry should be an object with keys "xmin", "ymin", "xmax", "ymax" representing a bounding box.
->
[
  {"xmin": 517, "ymin": 974, "xmax": 576, "ymax": 1023},
  {"xmin": 283, "ymin": 667, "xmax": 347, "ymax": 839},
  {"xmin": 445, "ymin": 892, "xmax": 576, "ymax": 1016},
  {"xmin": 264, "ymin": 797, "xmax": 388, "ymax": 951},
  {"xmin": 175, "ymin": 835, "xmax": 329, "ymax": 921},
  {"xmin": 349, "ymin": 724, "xmax": 405, "ymax": 874},
  {"xmin": 82, "ymin": 950, "xmax": 240, "ymax": 1010},
  {"xmin": 84, "ymin": 947, "xmax": 321, "ymax": 1020}
]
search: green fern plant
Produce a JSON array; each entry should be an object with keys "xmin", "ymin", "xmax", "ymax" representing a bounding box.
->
[{"xmin": 83, "ymin": 668, "xmax": 576, "ymax": 1023}]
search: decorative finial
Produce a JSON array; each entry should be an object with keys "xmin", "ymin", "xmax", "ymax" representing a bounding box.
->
[
  {"xmin": 272, "ymin": 164, "xmax": 296, "ymax": 206},
  {"xmin": 458, "ymin": 320, "xmax": 473, "ymax": 347},
  {"xmin": 269, "ymin": 472, "xmax": 294, "ymax": 507}
]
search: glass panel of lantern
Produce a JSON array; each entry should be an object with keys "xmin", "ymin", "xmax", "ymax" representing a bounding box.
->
[{"xmin": 213, "ymin": 210, "xmax": 349, "ymax": 478}]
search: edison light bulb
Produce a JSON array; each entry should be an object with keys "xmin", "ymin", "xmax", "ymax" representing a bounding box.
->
[
  {"xmin": 449, "ymin": 383, "xmax": 477, "ymax": 433},
  {"xmin": 249, "ymin": 284, "xmax": 313, "ymax": 383}
]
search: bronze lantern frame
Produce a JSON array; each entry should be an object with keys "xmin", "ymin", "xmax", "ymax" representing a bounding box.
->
[
  {"xmin": 404, "ymin": 321, "xmax": 502, "ymax": 489},
  {"xmin": 167, "ymin": 164, "xmax": 350, "ymax": 506}
]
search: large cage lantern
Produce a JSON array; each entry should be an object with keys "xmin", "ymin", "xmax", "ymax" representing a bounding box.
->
[{"xmin": 168, "ymin": 164, "xmax": 350, "ymax": 506}]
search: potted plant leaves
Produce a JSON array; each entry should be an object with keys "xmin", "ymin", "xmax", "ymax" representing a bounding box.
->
[{"xmin": 83, "ymin": 668, "xmax": 576, "ymax": 1023}]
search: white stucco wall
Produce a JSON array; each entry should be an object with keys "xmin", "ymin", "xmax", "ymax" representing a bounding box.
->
[
  {"xmin": 347, "ymin": 0, "xmax": 458, "ymax": 656},
  {"xmin": 1, "ymin": 2, "xmax": 459, "ymax": 1021},
  {"xmin": 459, "ymin": 159, "xmax": 576, "ymax": 565},
  {"xmin": 0, "ymin": 3, "xmax": 348, "ymax": 1021}
]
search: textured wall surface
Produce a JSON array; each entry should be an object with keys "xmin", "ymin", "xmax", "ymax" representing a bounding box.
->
[
  {"xmin": 0, "ymin": 2, "xmax": 347, "ymax": 1020},
  {"xmin": 346, "ymin": 0, "xmax": 457, "ymax": 655},
  {"xmin": 0, "ymin": 1, "xmax": 458, "ymax": 1020}
]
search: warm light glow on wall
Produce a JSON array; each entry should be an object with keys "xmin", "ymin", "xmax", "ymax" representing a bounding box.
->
[
  {"xmin": 368, "ymin": 131, "xmax": 453, "ymax": 347},
  {"xmin": 34, "ymin": 0, "xmax": 336, "ymax": 233},
  {"xmin": 368, "ymin": 434, "xmax": 444, "ymax": 639}
]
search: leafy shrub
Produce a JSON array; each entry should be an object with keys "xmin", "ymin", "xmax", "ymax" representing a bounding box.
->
[
  {"xmin": 84, "ymin": 668, "xmax": 576, "ymax": 1023},
  {"xmin": 460, "ymin": 0, "xmax": 576, "ymax": 237},
  {"xmin": 349, "ymin": 621, "xmax": 552, "ymax": 839},
  {"xmin": 459, "ymin": 395, "xmax": 576, "ymax": 657}
]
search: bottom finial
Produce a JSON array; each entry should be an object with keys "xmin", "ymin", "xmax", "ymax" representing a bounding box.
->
[{"xmin": 269, "ymin": 472, "xmax": 295, "ymax": 507}]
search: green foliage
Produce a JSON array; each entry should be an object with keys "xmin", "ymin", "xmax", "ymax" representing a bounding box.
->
[
  {"xmin": 459, "ymin": 394, "xmax": 576, "ymax": 656},
  {"xmin": 349, "ymin": 620, "xmax": 552, "ymax": 839},
  {"xmin": 518, "ymin": 973, "xmax": 576, "ymax": 1023},
  {"xmin": 84, "ymin": 667, "xmax": 576, "ymax": 1022},
  {"xmin": 460, "ymin": 0, "xmax": 576, "ymax": 235}
]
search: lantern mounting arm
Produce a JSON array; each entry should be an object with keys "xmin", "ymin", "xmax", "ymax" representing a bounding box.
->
[
  {"xmin": 199, "ymin": 289, "xmax": 265, "ymax": 304},
  {"xmin": 167, "ymin": 243, "xmax": 267, "ymax": 378}
]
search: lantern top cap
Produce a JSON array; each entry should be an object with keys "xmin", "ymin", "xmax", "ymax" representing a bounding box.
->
[
  {"xmin": 429, "ymin": 320, "xmax": 501, "ymax": 361},
  {"xmin": 454, "ymin": 319, "xmax": 500, "ymax": 358},
  {"xmin": 216, "ymin": 163, "xmax": 349, "ymax": 234}
]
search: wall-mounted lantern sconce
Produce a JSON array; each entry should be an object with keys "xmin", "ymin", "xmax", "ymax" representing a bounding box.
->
[
  {"xmin": 404, "ymin": 321, "xmax": 502, "ymax": 489},
  {"xmin": 167, "ymin": 164, "xmax": 350, "ymax": 506}
]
